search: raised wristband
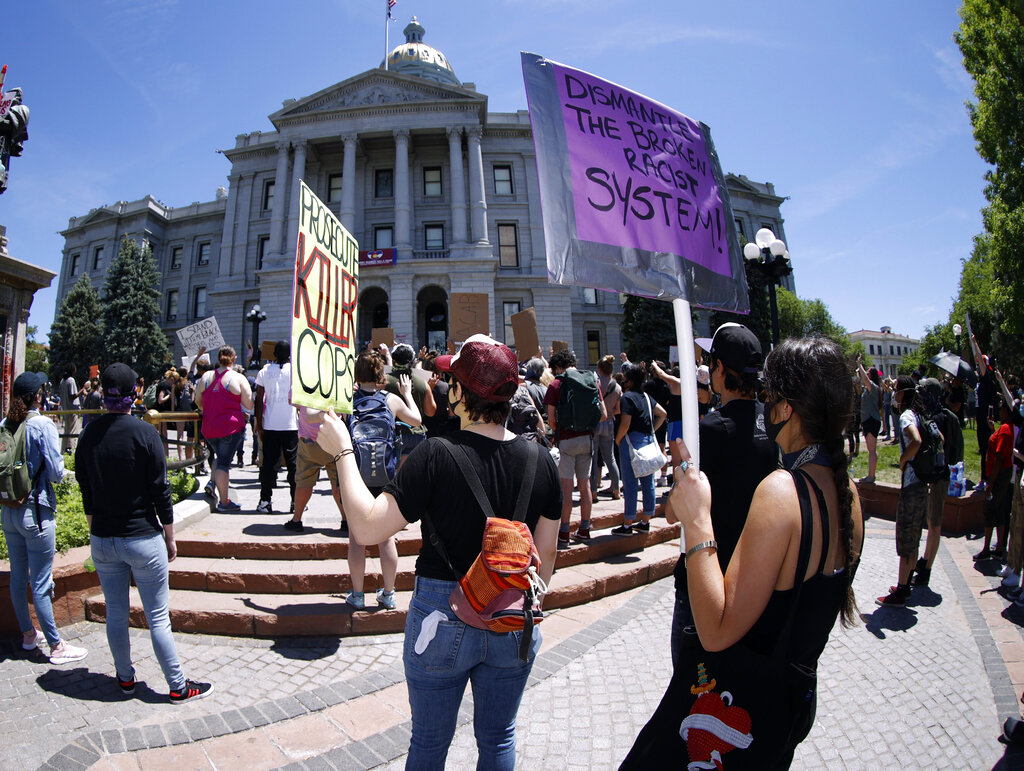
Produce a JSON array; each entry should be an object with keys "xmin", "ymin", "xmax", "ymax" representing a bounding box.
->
[
  {"xmin": 685, "ymin": 539, "xmax": 718, "ymax": 565},
  {"xmin": 333, "ymin": 449, "xmax": 355, "ymax": 464}
]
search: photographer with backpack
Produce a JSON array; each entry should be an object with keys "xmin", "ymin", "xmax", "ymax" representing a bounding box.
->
[
  {"xmin": 344, "ymin": 350, "xmax": 420, "ymax": 610},
  {"xmin": 316, "ymin": 335, "xmax": 560, "ymax": 769},
  {"xmin": 1, "ymin": 372, "xmax": 86, "ymax": 665}
]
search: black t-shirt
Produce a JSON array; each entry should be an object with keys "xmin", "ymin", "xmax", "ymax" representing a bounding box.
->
[
  {"xmin": 978, "ymin": 371, "xmax": 997, "ymax": 411},
  {"xmin": 621, "ymin": 390, "xmax": 655, "ymax": 435},
  {"xmin": 76, "ymin": 413, "xmax": 173, "ymax": 538},
  {"xmin": 156, "ymin": 380, "xmax": 173, "ymax": 411},
  {"xmin": 674, "ymin": 399, "xmax": 780, "ymax": 592},
  {"xmin": 421, "ymin": 381, "xmax": 451, "ymax": 437},
  {"xmin": 384, "ymin": 431, "xmax": 562, "ymax": 580}
]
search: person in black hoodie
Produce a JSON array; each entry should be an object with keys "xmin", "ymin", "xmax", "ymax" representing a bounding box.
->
[{"xmin": 76, "ymin": 363, "xmax": 212, "ymax": 704}]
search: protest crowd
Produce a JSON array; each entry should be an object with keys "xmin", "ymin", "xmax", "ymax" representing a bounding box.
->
[{"xmin": 9, "ymin": 320, "xmax": 1024, "ymax": 766}]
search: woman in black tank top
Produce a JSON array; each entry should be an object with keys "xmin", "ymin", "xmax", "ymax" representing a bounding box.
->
[{"xmin": 653, "ymin": 337, "xmax": 865, "ymax": 767}]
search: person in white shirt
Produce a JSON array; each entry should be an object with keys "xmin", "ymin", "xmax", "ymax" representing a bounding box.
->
[{"xmin": 255, "ymin": 341, "xmax": 298, "ymax": 514}]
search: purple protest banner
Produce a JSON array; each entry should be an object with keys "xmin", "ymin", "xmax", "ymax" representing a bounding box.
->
[{"xmin": 522, "ymin": 52, "xmax": 748, "ymax": 312}]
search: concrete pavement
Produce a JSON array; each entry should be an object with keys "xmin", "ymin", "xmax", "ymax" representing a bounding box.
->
[{"xmin": 4, "ymin": 452, "xmax": 1024, "ymax": 769}]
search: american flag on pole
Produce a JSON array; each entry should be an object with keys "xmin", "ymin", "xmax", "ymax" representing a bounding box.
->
[{"xmin": 387, "ymin": 0, "xmax": 396, "ymax": 19}]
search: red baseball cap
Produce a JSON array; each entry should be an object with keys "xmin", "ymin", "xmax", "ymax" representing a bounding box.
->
[{"xmin": 435, "ymin": 334, "xmax": 519, "ymax": 402}]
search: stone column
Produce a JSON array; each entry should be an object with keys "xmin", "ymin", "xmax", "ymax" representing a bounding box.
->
[
  {"xmin": 284, "ymin": 141, "xmax": 308, "ymax": 267},
  {"xmin": 340, "ymin": 133, "xmax": 358, "ymax": 234},
  {"xmin": 268, "ymin": 142, "xmax": 291, "ymax": 261},
  {"xmin": 218, "ymin": 174, "xmax": 240, "ymax": 277},
  {"xmin": 394, "ymin": 129, "xmax": 411, "ymax": 249},
  {"xmin": 390, "ymin": 273, "xmax": 414, "ymax": 344},
  {"xmin": 447, "ymin": 127, "xmax": 467, "ymax": 244},
  {"xmin": 467, "ymin": 126, "xmax": 488, "ymax": 244},
  {"xmin": 231, "ymin": 174, "xmax": 252, "ymax": 277}
]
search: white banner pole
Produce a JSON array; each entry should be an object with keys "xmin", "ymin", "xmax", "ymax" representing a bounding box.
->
[{"xmin": 672, "ymin": 298, "xmax": 698, "ymax": 553}]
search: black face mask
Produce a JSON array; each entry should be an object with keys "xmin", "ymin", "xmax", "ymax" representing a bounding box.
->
[{"xmin": 765, "ymin": 399, "xmax": 790, "ymax": 444}]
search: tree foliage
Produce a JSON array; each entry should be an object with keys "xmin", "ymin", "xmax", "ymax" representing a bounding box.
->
[
  {"xmin": 24, "ymin": 325, "xmax": 48, "ymax": 376},
  {"xmin": 101, "ymin": 236, "xmax": 171, "ymax": 380},
  {"xmin": 774, "ymin": 288, "xmax": 864, "ymax": 361},
  {"xmin": 620, "ymin": 295, "xmax": 678, "ymax": 363},
  {"xmin": 951, "ymin": 0, "xmax": 1024, "ymax": 371},
  {"xmin": 48, "ymin": 274, "xmax": 104, "ymax": 381}
]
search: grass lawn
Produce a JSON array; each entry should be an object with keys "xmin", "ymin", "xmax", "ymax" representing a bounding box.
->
[{"xmin": 848, "ymin": 425, "xmax": 985, "ymax": 486}]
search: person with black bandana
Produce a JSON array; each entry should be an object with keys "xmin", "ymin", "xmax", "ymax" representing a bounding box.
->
[{"xmin": 668, "ymin": 323, "xmax": 779, "ymax": 670}]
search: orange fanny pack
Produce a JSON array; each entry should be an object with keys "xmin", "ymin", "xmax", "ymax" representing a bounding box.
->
[{"xmin": 424, "ymin": 438, "xmax": 547, "ymax": 661}]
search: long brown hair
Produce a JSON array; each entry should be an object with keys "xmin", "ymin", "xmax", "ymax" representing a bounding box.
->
[
  {"xmin": 5, "ymin": 393, "xmax": 35, "ymax": 431},
  {"xmin": 762, "ymin": 336, "xmax": 859, "ymax": 627}
]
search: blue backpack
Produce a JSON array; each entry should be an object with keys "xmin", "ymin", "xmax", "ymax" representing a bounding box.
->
[{"xmin": 349, "ymin": 390, "xmax": 398, "ymax": 487}]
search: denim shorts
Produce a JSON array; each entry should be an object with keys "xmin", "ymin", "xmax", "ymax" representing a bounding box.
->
[{"xmin": 206, "ymin": 430, "xmax": 245, "ymax": 471}]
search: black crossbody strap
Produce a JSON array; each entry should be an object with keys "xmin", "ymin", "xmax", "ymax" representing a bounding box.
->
[
  {"xmin": 800, "ymin": 471, "xmax": 832, "ymax": 576},
  {"xmin": 771, "ymin": 469, "xmax": 816, "ymax": 659}
]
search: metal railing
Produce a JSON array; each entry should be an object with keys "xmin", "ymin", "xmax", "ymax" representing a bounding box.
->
[
  {"xmin": 410, "ymin": 248, "xmax": 450, "ymax": 260},
  {"xmin": 43, "ymin": 409, "xmax": 208, "ymax": 472}
]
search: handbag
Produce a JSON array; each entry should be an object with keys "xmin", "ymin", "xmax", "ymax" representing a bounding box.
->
[
  {"xmin": 625, "ymin": 394, "xmax": 667, "ymax": 478},
  {"xmin": 620, "ymin": 470, "xmax": 824, "ymax": 770},
  {"xmin": 419, "ymin": 438, "xmax": 547, "ymax": 662}
]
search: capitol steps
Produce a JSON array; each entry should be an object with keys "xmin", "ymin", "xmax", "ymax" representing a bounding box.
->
[{"xmin": 82, "ymin": 508, "xmax": 682, "ymax": 638}]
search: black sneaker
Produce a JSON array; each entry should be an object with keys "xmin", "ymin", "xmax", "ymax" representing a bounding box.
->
[
  {"xmin": 611, "ymin": 524, "xmax": 635, "ymax": 536},
  {"xmin": 283, "ymin": 519, "xmax": 304, "ymax": 533},
  {"xmin": 633, "ymin": 521, "xmax": 651, "ymax": 533},
  {"xmin": 117, "ymin": 675, "xmax": 136, "ymax": 695},
  {"xmin": 169, "ymin": 679, "xmax": 213, "ymax": 704},
  {"xmin": 557, "ymin": 532, "xmax": 571, "ymax": 549}
]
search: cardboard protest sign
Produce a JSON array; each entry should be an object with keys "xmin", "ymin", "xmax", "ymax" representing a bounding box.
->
[
  {"xmin": 450, "ymin": 293, "xmax": 489, "ymax": 342},
  {"xmin": 510, "ymin": 307, "xmax": 540, "ymax": 362},
  {"xmin": 522, "ymin": 53, "xmax": 747, "ymax": 312},
  {"xmin": 669, "ymin": 345, "xmax": 678, "ymax": 364},
  {"xmin": 291, "ymin": 181, "xmax": 359, "ymax": 413},
  {"xmin": 552, "ymin": 340, "xmax": 569, "ymax": 352},
  {"xmin": 371, "ymin": 328, "xmax": 395, "ymax": 348},
  {"xmin": 176, "ymin": 317, "xmax": 225, "ymax": 357},
  {"xmin": 261, "ymin": 340, "xmax": 277, "ymax": 361},
  {"xmin": 89, "ymin": 365, "xmax": 99, "ymax": 379}
]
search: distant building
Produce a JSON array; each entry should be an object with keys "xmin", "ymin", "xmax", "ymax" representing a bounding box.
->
[
  {"xmin": 55, "ymin": 17, "xmax": 792, "ymax": 365},
  {"xmin": 0, "ymin": 225, "xmax": 56, "ymax": 414},
  {"xmin": 848, "ymin": 326, "xmax": 919, "ymax": 378}
]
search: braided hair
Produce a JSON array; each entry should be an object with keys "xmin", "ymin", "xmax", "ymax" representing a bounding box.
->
[{"xmin": 762, "ymin": 337, "xmax": 859, "ymax": 627}]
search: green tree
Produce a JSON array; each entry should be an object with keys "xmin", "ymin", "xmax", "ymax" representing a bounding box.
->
[
  {"xmin": 620, "ymin": 295, "xmax": 678, "ymax": 364},
  {"xmin": 24, "ymin": 325, "xmax": 48, "ymax": 375},
  {"xmin": 48, "ymin": 274, "xmax": 104, "ymax": 381},
  {"xmin": 101, "ymin": 236, "xmax": 171, "ymax": 380},
  {"xmin": 953, "ymin": 0, "xmax": 1024, "ymax": 369},
  {"xmin": 773, "ymin": 288, "xmax": 863, "ymax": 360}
]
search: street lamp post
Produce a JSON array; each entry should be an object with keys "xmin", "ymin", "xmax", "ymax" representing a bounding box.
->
[
  {"xmin": 246, "ymin": 304, "xmax": 267, "ymax": 368},
  {"xmin": 742, "ymin": 228, "xmax": 792, "ymax": 346},
  {"xmin": 953, "ymin": 323, "xmax": 963, "ymax": 359}
]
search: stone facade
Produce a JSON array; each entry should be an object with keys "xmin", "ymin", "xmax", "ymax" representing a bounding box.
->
[
  {"xmin": 55, "ymin": 19, "xmax": 790, "ymax": 366},
  {"xmin": 0, "ymin": 225, "xmax": 56, "ymax": 414},
  {"xmin": 848, "ymin": 325, "xmax": 920, "ymax": 378}
]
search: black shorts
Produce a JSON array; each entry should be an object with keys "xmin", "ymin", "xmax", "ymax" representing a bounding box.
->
[{"xmin": 861, "ymin": 417, "xmax": 881, "ymax": 438}]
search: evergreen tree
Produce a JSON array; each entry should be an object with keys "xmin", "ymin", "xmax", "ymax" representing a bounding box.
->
[
  {"xmin": 101, "ymin": 236, "xmax": 171, "ymax": 380},
  {"xmin": 709, "ymin": 260, "xmax": 772, "ymax": 352},
  {"xmin": 48, "ymin": 274, "xmax": 104, "ymax": 380},
  {"xmin": 620, "ymin": 295, "xmax": 677, "ymax": 364}
]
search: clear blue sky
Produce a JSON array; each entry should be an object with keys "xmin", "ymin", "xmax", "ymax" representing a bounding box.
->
[{"xmin": 2, "ymin": 0, "xmax": 989, "ymax": 344}]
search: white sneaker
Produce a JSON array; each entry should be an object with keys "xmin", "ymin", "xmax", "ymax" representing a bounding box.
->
[
  {"xmin": 22, "ymin": 631, "xmax": 45, "ymax": 651},
  {"xmin": 1003, "ymin": 571, "xmax": 1021, "ymax": 589},
  {"xmin": 1000, "ymin": 564, "xmax": 1013, "ymax": 578},
  {"xmin": 49, "ymin": 642, "xmax": 87, "ymax": 665},
  {"xmin": 256, "ymin": 500, "xmax": 272, "ymax": 514}
]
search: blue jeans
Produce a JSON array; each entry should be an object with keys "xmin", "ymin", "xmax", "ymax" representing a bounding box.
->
[
  {"xmin": 403, "ymin": 576, "xmax": 541, "ymax": 771},
  {"xmin": 1, "ymin": 504, "xmax": 60, "ymax": 646},
  {"xmin": 90, "ymin": 533, "xmax": 185, "ymax": 690},
  {"xmin": 619, "ymin": 432, "xmax": 657, "ymax": 522}
]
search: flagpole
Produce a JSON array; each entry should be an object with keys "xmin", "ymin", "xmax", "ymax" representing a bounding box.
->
[
  {"xmin": 384, "ymin": 1, "xmax": 389, "ymax": 71},
  {"xmin": 672, "ymin": 297, "xmax": 698, "ymax": 553}
]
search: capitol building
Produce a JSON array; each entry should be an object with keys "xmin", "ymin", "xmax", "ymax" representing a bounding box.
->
[{"xmin": 56, "ymin": 18, "xmax": 791, "ymax": 364}]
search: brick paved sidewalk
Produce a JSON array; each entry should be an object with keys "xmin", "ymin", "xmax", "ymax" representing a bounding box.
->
[{"xmin": 5, "ymin": 447, "xmax": 1024, "ymax": 769}]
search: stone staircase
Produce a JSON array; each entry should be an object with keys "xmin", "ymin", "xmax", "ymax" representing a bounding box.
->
[{"xmin": 83, "ymin": 505, "xmax": 682, "ymax": 637}]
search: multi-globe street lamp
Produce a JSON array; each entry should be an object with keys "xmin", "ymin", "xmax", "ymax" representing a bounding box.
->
[
  {"xmin": 742, "ymin": 227, "xmax": 792, "ymax": 346},
  {"xmin": 246, "ymin": 304, "xmax": 267, "ymax": 367}
]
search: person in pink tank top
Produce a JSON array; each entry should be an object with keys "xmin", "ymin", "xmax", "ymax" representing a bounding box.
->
[{"xmin": 195, "ymin": 346, "xmax": 253, "ymax": 511}]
